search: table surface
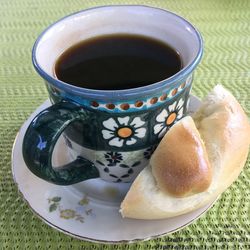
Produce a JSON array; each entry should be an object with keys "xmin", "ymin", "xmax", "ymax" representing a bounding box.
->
[{"xmin": 0, "ymin": 0, "xmax": 249, "ymax": 249}]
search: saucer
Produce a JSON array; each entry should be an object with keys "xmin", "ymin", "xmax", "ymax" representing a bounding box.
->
[{"xmin": 12, "ymin": 96, "xmax": 217, "ymax": 243}]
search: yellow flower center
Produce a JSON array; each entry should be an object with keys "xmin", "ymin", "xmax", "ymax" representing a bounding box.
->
[
  {"xmin": 166, "ymin": 112, "xmax": 177, "ymax": 125},
  {"xmin": 117, "ymin": 127, "xmax": 133, "ymax": 138}
]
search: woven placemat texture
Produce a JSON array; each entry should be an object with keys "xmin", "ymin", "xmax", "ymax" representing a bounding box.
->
[{"xmin": 0, "ymin": 0, "xmax": 249, "ymax": 249}]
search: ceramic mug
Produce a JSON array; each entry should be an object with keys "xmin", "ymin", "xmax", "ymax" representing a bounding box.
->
[{"xmin": 23, "ymin": 5, "xmax": 203, "ymax": 185}]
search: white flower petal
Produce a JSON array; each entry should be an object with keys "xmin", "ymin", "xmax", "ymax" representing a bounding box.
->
[
  {"xmin": 158, "ymin": 127, "xmax": 167, "ymax": 138},
  {"xmin": 168, "ymin": 101, "xmax": 177, "ymax": 112},
  {"xmin": 126, "ymin": 138, "xmax": 137, "ymax": 145},
  {"xmin": 176, "ymin": 98, "xmax": 184, "ymax": 110},
  {"xmin": 103, "ymin": 118, "xmax": 118, "ymax": 131},
  {"xmin": 154, "ymin": 123, "xmax": 164, "ymax": 134},
  {"xmin": 117, "ymin": 116, "xmax": 130, "ymax": 126},
  {"xmin": 177, "ymin": 107, "xmax": 184, "ymax": 119},
  {"xmin": 102, "ymin": 130, "xmax": 114, "ymax": 139},
  {"xmin": 134, "ymin": 127, "xmax": 146, "ymax": 138},
  {"xmin": 156, "ymin": 109, "xmax": 168, "ymax": 122},
  {"xmin": 109, "ymin": 137, "xmax": 124, "ymax": 147},
  {"xmin": 130, "ymin": 117, "xmax": 145, "ymax": 128}
]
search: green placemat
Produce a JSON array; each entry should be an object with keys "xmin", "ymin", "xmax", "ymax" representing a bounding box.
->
[{"xmin": 0, "ymin": 0, "xmax": 249, "ymax": 249}]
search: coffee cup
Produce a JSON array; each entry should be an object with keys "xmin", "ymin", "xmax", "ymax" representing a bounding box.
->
[{"xmin": 23, "ymin": 5, "xmax": 203, "ymax": 185}]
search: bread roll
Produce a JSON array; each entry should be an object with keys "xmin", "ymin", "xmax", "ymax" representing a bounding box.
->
[
  {"xmin": 120, "ymin": 85, "xmax": 250, "ymax": 219},
  {"xmin": 151, "ymin": 116, "xmax": 212, "ymax": 197}
]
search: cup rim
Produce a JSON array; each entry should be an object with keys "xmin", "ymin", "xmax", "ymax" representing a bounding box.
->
[{"xmin": 32, "ymin": 5, "xmax": 203, "ymax": 100}]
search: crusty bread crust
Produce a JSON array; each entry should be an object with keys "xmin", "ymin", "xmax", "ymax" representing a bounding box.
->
[
  {"xmin": 151, "ymin": 116, "xmax": 212, "ymax": 197},
  {"xmin": 120, "ymin": 85, "xmax": 250, "ymax": 219}
]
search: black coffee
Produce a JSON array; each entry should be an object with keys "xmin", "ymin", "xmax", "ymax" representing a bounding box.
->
[{"xmin": 55, "ymin": 34, "xmax": 182, "ymax": 90}]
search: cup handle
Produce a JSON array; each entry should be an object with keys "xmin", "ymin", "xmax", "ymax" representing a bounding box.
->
[{"xmin": 22, "ymin": 101, "xmax": 100, "ymax": 185}]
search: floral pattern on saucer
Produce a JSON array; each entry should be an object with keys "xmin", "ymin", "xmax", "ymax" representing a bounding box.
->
[
  {"xmin": 12, "ymin": 95, "xmax": 216, "ymax": 243},
  {"xmin": 48, "ymin": 195, "xmax": 94, "ymax": 223}
]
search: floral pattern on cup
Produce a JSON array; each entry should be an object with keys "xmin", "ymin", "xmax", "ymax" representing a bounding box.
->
[
  {"xmin": 104, "ymin": 152, "xmax": 123, "ymax": 166},
  {"xmin": 109, "ymin": 161, "xmax": 141, "ymax": 182},
  {"xmin": 95, "ymin": 149, "xmax": 149, "ymax": 182},
  {"xmin": 101, "ymin": 116, "xmax": 146, "ymax": 147},
  {"xmin": 154, "ymin": 98, "xmax": 184, "ymax": 138}
]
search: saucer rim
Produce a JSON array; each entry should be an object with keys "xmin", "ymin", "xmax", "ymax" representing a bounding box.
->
[
  {"xmin": 12, "ymin": 164, "xmax": 218, "ymax": 244},
  {"xmin": 11, "ymin": 96, "xmax": 218, "ymax": 244}
]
